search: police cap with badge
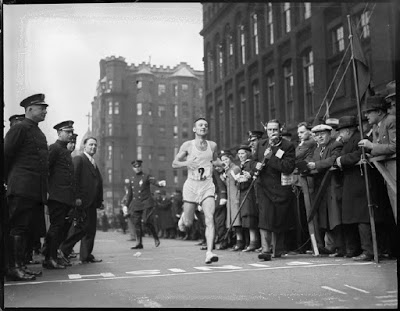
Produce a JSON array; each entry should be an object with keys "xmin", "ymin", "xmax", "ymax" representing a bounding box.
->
[
  {"xmin": 20, "ymin": 93, "xmax": 48, "ymax": 108},
  {"xmin": 131, "ymin": 160, "xmax": 143, "ymax": 168},
  {"xmin": 8, "ymin": 114, "xmax": 25, "ymax": 124},
  {"xmin": 53, "ymin": 120, "xmax": 74, "ymax": 132},
  {"xmin": 248, "ymin": 130, "xmax": 264, "ymax": 142}
]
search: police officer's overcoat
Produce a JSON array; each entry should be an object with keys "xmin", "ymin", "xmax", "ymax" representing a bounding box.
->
[
  {"xmin": 4, "ymin": 118, "xmax": 49, "ymax": 203},
  {"xmin": 48, "ymin": 139, "xmax": 75, "ymax": 206},
  {"xmin": 125, "ymin": 172, "xmax": 161, "ymax": 213}
]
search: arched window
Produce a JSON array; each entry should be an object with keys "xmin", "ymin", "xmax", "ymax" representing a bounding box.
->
[
  {"xmin": 225, "ymin": 24, "xmax": 233, "ymax": 75},
  {"xmin": 137, "ymin": 124, "xmax": 142, "ymax": 137},
  {"xmin": 283, "ymin": 60, "xmax": 294, "ymax": 123},
  {"xmin": 303, "ymin": 49, "xmax": 314, "ymax": 115},
  {"xmin": 108, "ymin": 101, "xmax": 113, "ymax": 115},
  {"xmin": 114, "ymin": 102, "xmax": 119, "ymax": 114},
  {"xmin": 251, "ymin": 12, "xmax": 259, "ymax": 56},
  {"xmin": 108, "ymin": 123, "xmax": 113, "ymax": 136},
  {"xmin": 266, "ymin": 3, "xmax": 274, "ymax": 45},
  {"xmin": 267, "ymin": 71, "xmax": 276, "ymax": 118},
  {"xmin": 239, "ymin": 24, "xmax": 246, "ymax": 65}
]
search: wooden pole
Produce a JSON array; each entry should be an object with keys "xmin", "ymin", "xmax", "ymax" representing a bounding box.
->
[{"xmin": 346, "ymin": 15, "xmax": 379, "ymax": 263}]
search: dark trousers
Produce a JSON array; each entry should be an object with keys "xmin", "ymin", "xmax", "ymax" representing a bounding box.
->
[
  {"xmin": 132, "ymin": 207, "xmax": 158, "ymax": 243},
  {"xmin": 8, "ymin": 196, "xmax": 37, "ymax": 237},
  {"xmin": 44, "ymin": 200, "xmax": 70, "ymax": 259},
  {"xmin": 60, "ymin": 205, "xmax": 97, "ymax": 261},
  {"xmin": 214, "ymin": 205, "xmax": 227, "ymax": 241}
]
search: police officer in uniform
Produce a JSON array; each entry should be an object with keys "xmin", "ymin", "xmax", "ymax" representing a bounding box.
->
[
  {"xmin": 123, "ymin": 160, "xmax": 166, "ymax": 249},
  {"xmin": 42, "ymin": 121, "xmax": 75, "ymax": 269},
  {"xmin": 4, "ymin": 94, "xmax": 49, "ymax": 281}
]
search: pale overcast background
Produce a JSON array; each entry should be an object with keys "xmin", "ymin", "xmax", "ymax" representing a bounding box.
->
[{"xmin": 4, "ymin": 2, "xmax": 204, "ymax": 146}]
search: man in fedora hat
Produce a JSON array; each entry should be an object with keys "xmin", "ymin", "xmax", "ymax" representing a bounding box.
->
[
  {"xmin": 4, "ymin": 93, "xmax": 49, "ymax": 281},
  {"xmin": 42, "ymin": 121, "xmax": 75, "ymax": 269},
  {"xmin": 385, "ymin": 80, "xmax": 395, "ymax": 116},
  {"xmin": 335, "ymin": 116, "xmax": 373, "ymax": 261}
]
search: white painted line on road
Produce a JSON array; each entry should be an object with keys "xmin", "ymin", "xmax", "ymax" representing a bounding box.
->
[
  {"xmin": 248, "ymin": 263, "xmax": 270, "ymax": 267},
  {"xmin": 376, "ymin": 303, "xmax": 398, "ymax": 307},
  {"xmin": 375, "ymin": 295, "xmax": 397, "ymax": 299},
  {"xmin": 193, "ymin": 265, "xmax": 242, "ymax": 271},
  {"xmin": 380, "ymin": 299, "xmax": 397, "ymax": 303},
  {"xmin": 168, "ymin": 268, "xmax": 186, "ymax": 273},
  {"xmin": 341, "ymin": 262, "xmax": 374, "ymax": 266},
  {"xmin": 286, "ymin": 261, "xmax": 312, "ymax": 265},
  {"xmin": 126, "ymin": 270, "xmax": 160, "ymax": 275},
  {"xmin": 100, "ymin": 273, "xmax": 115, "ymax": 277},
  {"xmin": 386, "ymin": 290, "xmax": 397, "ymax": 294},
  {"xmin": 321, "ymin": 286, "xmax": 347, "ymax": 295},
  {"xmin": 136, "ymin": 296, "xmax": 162, "ymax": 308},
  {"xmin": 2, "ymin": 263, "xmax": 367, "ymax": 286},
  {"xmin": 68, "ymin": 273, "xmax": 115, "ymax": 279},
  {"xmin": 344, "ymin": 284, "xmax": 369, "ymax": 293},
  {"xmin": 68, "ymin": 274, "xmax": 81, "ymax": 279}
]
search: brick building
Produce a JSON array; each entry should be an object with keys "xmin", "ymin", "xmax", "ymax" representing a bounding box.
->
[
  {"xmin": 91, "ymin": 56, "xmax": 204, "ymax": 214},
  {"xmin": 200, "ymin": 2, "xmax": 396, "ymax": 150}
]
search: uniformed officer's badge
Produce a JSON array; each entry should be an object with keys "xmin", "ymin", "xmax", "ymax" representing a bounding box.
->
[{"xmin": 139, "ymin": 179, "xmax": 143, "ymax": 186}]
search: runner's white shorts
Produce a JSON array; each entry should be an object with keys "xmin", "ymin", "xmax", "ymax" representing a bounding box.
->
[{"xmin": 182, "ymin": 178, "xmax": 215, "ymax": 206}]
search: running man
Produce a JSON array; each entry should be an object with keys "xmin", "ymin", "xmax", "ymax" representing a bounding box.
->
[{"xmin": 172, "ymin": 117, "xmax": 220, "ymax": 264}]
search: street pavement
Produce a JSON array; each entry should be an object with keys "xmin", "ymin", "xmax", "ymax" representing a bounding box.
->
[{"xmin": 3, "ymin": 230, "xmax": 398, "ymax": 309}]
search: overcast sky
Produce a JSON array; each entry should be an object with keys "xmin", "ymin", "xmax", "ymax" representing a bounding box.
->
[{"xmin": 4, "ymin": 2, "xmax": 204, "ymax": 146}]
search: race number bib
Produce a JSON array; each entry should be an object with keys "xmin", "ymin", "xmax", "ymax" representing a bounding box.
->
[{"xmin": 189, "ymin": 166, "xmax": 211, "ymax": 180}]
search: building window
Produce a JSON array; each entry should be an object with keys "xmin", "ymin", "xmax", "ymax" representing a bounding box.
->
[
  {"xmin": 228, "ymin": 96, "xmax": 235, "ymax": 145},
  {"xmin": 182, "ymin": 84, "xmax": 188, "ymax": 91},
  {"xmin": 359, "ymin": 11, "xmax": 370, "ymax": 38},
  {"xmin": 173, "ymin": 84, "xmax": 178, "ymax": 97},
  {"xmin": 332, "ymin": 25, "xmax": 344, "ymax": 54},
  {"xmin": 137, "ymin": 124, "xmax": 142, "ymax": 137},
  {"xmin": 283, "ymin": 61, "xmax": 294, "ymax": 123},
  {"xmin": 158, "ymin": 106, "xmax": 166, "ymax": 118},
  {"xmin": 252, "ymin": 82, "xmax": 260, "ymax": 129},
  {"xmin": 108, "ymin": 123, "xmax": 113, "ymax": 136},
  {"xmin": 303, "ymin": 50, "xmax": 314, "ymax": 115},
  {"xmin": 267, "ymin": 72, "xmax": 276, "ymax": 118},
  {"xmin": 108, "ymin": 145, "xmax": 112, "ymax": 160},
  {"xmin": 283, "ymin": 3, "xmax": 291, "ymax": 34},
  {"xmin": 182, "ymin": 102, "xmax": 189, "ymax": 118},
  {"xmin": 108, "ymin": 101, "xmax": 113, "ymax": 115},
  {"xmin": 173, "ymin": 125, "xmax": 178, "ymax": 138},
  {"xmin": 239, "ymin": 24, "xmax": 246, "ymax": 65},
  {"xmin": 108, "ymin": 80, "xmax": 113, "ymax": 90},
  {"xmin": 218, "ymin": 41, "xmax": 224, "ymax": 80},
  {"xmin": 108, "ymin": 168, "xmax": 112, "ymax": 183},
  {"xmin": 137, "ymin": 146, "xmax": 142, "ymax": 159},
  {"xmin": 218, "ymin": 101, "xmax": 224, "ymax": 144},
  {"xmin": 226, "ymin": 25, "xmax": 234, "ymax": 74},
  {"xmin": 159, "ymin": 170, "xmax": 166, "ymax": 180},
  {"xmin": 182, "ymin": 123, "xmax": 189, "ymax": 139},
  {"xmin": 207, "ymin": 49, "xmax": 213, "ymax": 88},
  {"xmin": 173, "ymin": 104, "xmax": 178, "ymax": 117},
  {"xmin": 114, "ymin": 102, "xmax": 119, "ymax": 114},
  {"xmin": 251, "ymin": 13, "xmax": 259, "ymax": 56},
  {"xmin": 267, "ymin": 3, "xmax": 274, "ymax": 45},
  {"xmin": 137, "ymin": 80, "xmax": 142, "ymax": 90},
  {"xmin": 173, "ymin": 170, "xmax": 178, "ymax": 184},
  {"xmin": 239, "ymin": 89, "xmax": 246, "ymax": 137},
  {"xmin": 159, "ymin": 126, "xmax": 166, "ymax": 136},
  {"xmin": 158, "ymin": 84, "xmax": 166, "ymax": 95},
  {"xmin": 199, "ymin": 87, "xmax": 203, "ymax": 98},
  {"xmin": 137, "ymin": 103, "xmax": 142, "ymax": 116},
  {"xmin": 158, "ymin": 147, "xmax": 166, "ymax": 161},
  {"xmin": 304, "ymin": 3, "xmax": 311, "ymax": 19}
]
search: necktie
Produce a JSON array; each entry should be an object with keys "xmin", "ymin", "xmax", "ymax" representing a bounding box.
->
[
  {"xmin": 319, "ymin": 146, "xmax": 325, "ymax": 158},
  {"xmin": 90, "ymin": 157, "xmax": 96, "ymax": 168}
]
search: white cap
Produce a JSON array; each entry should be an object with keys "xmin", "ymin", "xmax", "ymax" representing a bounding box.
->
[{"xmin": 311, "ymin": 124, "xmax": 332, "ymax": 133}]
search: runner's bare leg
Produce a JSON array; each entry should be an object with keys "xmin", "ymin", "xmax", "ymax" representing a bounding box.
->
[{"xmin": 202, "ymin": 197, "xmax": 216, "ymax": 253}]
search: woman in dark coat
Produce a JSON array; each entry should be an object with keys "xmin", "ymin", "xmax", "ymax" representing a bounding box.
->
[{"xmin": 236, "ymin": 145, "xmax": 259, "ymax": 252}]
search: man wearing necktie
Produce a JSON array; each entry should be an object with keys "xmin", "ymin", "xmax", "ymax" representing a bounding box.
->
[
  {"xmin": 59, "ymin": 137, "xmax": 104, "ymax": 264},
  {"xmin": 306, "ymin": 124, "xmax": 344, "ymax": 256}
]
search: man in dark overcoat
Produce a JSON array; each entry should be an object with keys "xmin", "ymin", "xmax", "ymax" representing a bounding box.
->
[
  {"xmin": 306, "ymin": 124, "xmax": 344, "ymax": 256},
  {"xmin": 59, "ymin": 137, "xmax": 104, "ymax": 263},
  {"xmin": 254, "ymin": 119, "xmax": 296, "ymax": 260},
  {"xmin": 42, "ymin": 120, "xmax": 75, "ymax": 269},
  {"xmin": 335, "ymin": 116, "xmax": 372, "ymax": 261},
  {"xmin": 4, "ymin": 93, "xmax": 49, "ymax": 281},
  {"xmin": 123, "ymin": 160, "xmax": 166, "ymax": 249}
]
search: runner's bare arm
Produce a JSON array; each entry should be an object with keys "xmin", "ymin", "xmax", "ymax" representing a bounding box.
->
[
  {"xmin": 172, "ymin": 141, "xmax": 190, "ymax": 169},
  {"xmin": 209, "ymin": 141, "xmax": 222, "ymax": 167}
]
